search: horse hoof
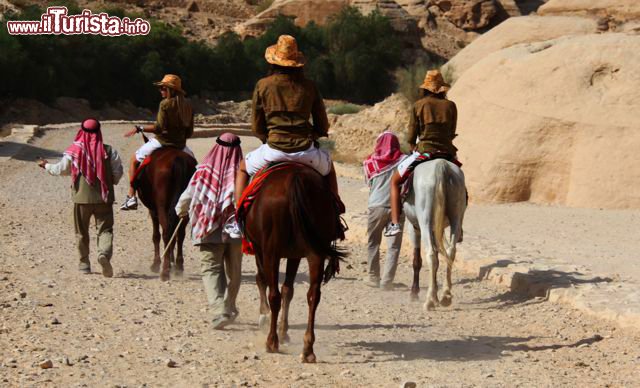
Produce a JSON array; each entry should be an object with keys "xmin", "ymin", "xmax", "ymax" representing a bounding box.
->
[
  {"xmin": 172, "ymin": 268, "xmax": 184, "ymax": 277},
  {"xmin": 266, "ymin": 343, "xmax": 279, "ymax": 353},
  {"xmin": 258, "ymin": 314, "xmax": 269, "ymax": 333},
  {"xmin": 410, "ymin": 293, "xmax": 420, "ymax": 302},
  {"xmin": 300, "ymin": 353, "xmax": 316, "ymax": 363},
  {"xmin": 279, "ymin": 333, "xmax": 291, "ymax": 344},
  {"xmin": 150, "ymin": 263, "xmax": 160, "ymax": 273},
  {"xmin": 424, "ymin": 301, "xmax": 436, "ymax": 311},
  {"xmin": 440, "ymin": 295, "xmax": 452, "ymax": 307},
  {"xmin": 160, "ymin": 272, "xmax": 170, "ymax": 282}
]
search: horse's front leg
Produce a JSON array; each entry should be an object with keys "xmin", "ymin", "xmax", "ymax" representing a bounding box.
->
[
  {"xmin": 279, "ymin": 258, "xmax": 301, "ymax": 344},
  {"xmin": 441, "ymin": 223, "xmax": 461, "ymax": 307},
  {"xmin": 301, "ymin": 254, "xmax": 322, "ymax": 363},
  {"xmin": 424, "ymin": 247, "xmax": 439, "ymax": 311},
  {"xmin": 265, "ymin": 257, "xmax": 281, "ymax": 353},
  {"xmin": 410, "ymin": 227, "xmax": 422, "ymax": 301},
  {"xmin": 256, "ymin": 255, "xmax": 270, "ymax": 332},
  {"xmin": 150, "ymin": 211, "xmax": 161, "ymax": 273}
]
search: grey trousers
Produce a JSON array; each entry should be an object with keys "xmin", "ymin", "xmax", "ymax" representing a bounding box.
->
[
  {"xmin": 74, "ymin": 203, "xmax": 114, "ymax": 264},
  {"xmin": 199, "ymin": 243, "xmax": 242, "ymax": 316},
  {"xmin": 367, "ymin": 207, "xmax": 404, "ymax": 286}
]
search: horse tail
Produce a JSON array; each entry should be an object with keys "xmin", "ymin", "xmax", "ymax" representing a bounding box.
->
[
  {"xmin": 289, "ymin": 172, "xmax": 347, "ymax": 284},
  {"xmin": 431, "ymin": 161, "xmax": 450, "ymax": 263}
]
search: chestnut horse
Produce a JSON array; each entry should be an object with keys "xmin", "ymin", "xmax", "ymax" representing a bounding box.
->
[
  {"xmin": 134, "ymin": 147, "xmax": 197, "ymax": 281},
  {"xmin": 243, "ymin": 164, "xmax": 346, "ymax": 363}
]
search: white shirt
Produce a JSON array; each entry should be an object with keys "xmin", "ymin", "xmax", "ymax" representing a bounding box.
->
[{"xmin": 45, "ymin": 149, "xmax": 124, "ymax": 185}]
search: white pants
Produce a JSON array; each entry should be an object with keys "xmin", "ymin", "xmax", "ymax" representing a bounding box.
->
[
  {"xmin": 245, "ymin": 143, "xmax": 332, "ymax": 176},
  {"xmin": 135, "ymin": 138, "xmax": 195, "ymax": 162}
]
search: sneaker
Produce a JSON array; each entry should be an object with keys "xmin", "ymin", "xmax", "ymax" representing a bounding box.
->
[
  {"xmin": 120, "ymin": 196, "xmax": 138, "ymax": 211},
  {"xmin": 78, "ymin": 260, "xmax": 91, "ymax": 274},
  {"xmin": 223, "ymin": 219, "xmax": 242, "ymax": 239},
  {"xmin": 384, "ymin": 223, "xmax": 402, "ymax": 237},
  {"xmin": 212, "ymin": 314, "xmax": 232, "ymax": 330},
  {"xmin": 365, "ymin": 278, "xmax": 380, "ymax": 288},
  {"xmin": 97, "ymin": 255, "xmax": 113, "ymax": 278}
]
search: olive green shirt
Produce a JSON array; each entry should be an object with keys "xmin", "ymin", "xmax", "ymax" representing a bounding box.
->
[
  {"xmin": 407, "ymin": 96, "xmax": 458, "ymax": 156},
  {"xmin": 154, "ymin": 97, "xmax": 194, "ymax": 149},
  {"xmin": 252, "ymin": 73, "xmax": 330, "ymax": 153}
]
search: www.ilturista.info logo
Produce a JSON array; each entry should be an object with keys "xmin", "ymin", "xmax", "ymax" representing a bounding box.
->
[{"xmin": 6, "ymin": 7, "xmax": 151, "ymax": 36}]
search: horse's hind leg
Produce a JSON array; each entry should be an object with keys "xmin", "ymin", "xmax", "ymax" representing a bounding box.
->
[
  {"xmin": 264, "ymin": 256, "xmax": 281, "ymax": 353},
  {"xmin": 410, "ymin": 227, "xmax": 422, "ymax": 302},
  {"xmin": 174, "ymin": 219, "xmax": 187, "ymax": 275},
  {"xmin": 301, "ymin": 254, "xmax": 322, "ymax": 363},
  {"xmin": 442, "ymin": 216, "xmax": 463, "ymax": 308},
  {"xmin": 150, "ymin": 211, "xmax": 161, "ymax": 273},
  {"xmin": 424, "ymin": 240, "xmax": 439, "ymax": 311},
  {"xmin": 279, "ymin": 258, "xmax": 301, "ymax": 344},
  {"xmin": 158, "ymin": 211, "xmax": 172, "ymax": 281},
  {"xmin": 256, "ymin": 255, "xmax": 270, "ymax": 333}
]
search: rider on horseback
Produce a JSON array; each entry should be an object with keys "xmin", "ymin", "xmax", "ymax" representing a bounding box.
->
[
  {"xmin": 385, "ymin": 69, "xmax": 460, "ymax": 237},
  {"xmin": 233, "ymin": 35, "xmax": 345, "ymax": 232},
  {"xmin": 121, "ymin": 74, "xmax": 196, "ymax": 211}
]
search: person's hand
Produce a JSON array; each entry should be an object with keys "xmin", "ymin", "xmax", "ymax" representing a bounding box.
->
[
  {"xmin": 124, "ymin": 127, "xmax": 139, "ymax": 138},
  {"xmin": 37, "ymin": 159, "xmax": 48, "ymax": 169}
]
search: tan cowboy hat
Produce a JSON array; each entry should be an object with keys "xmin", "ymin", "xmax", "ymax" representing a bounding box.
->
[
  {"xmin": 420, "ymin": 69, "xmax": 450, "ymax": 94},
  {"xmin": 265, "ymin": 35, "xmax": 306, "ymax": 68},
  {"xmin": 153, "ymin": 74, "xmax": 186, "ymax": 95}
]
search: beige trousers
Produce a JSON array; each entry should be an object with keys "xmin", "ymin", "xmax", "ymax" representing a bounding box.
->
[
  {"xmin": 367, "ymin": 207, "xmax": 404, "ymax": 286},
  {"xmin": 199, "ymin": 243, "xmax": 242, "ymax": 316},
  {"xmin": 74, "ymin": 203, "xmax": 114, "ymax": 264}
]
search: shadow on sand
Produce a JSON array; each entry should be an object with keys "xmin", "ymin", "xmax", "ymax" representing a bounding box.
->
[
  {"xmin": 0, "ymin": 141, "xmax": 62, "ymax": 161},
  {"xmin": 343, "ymin": 334, "xmax": 604, "ymax": 362}
]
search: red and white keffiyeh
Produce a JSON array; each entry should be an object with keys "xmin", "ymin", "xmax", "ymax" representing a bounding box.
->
[
  {"xmin": 189, "ymin": 133, "xmax": 243, "ymax": 240},
  {"xmin": 363, "ymin": 131, "xmax": 405, "ymax": 183},
  {"xmin": 64, "ymin": 119, "xmax": 109, "ymax": 202}
]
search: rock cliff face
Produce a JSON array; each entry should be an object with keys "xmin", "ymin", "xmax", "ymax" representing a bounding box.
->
[
  {"xmin": 328, "ymin": 1, "xmax": 640, "ymax": 209},
  {"xmin": 236, "ymin": 0, "xmax": 532, "ymax": 59}
]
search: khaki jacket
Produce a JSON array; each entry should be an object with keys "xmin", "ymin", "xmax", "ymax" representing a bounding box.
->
[
  {"xmin": 154, "ymin": 97, "xmax": 194, "ymax": 149},
  {"xmin": 252, "ymin": 73, "xmax": 329, "ymax": 153},
  {"xmin": 407, "ymin": 96, "xmax": 458, "ymax": 156}
]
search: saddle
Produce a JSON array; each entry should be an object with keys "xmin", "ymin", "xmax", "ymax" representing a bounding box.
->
[
  {"xmin": 401, "ymin": 151, "xmax": 463, "ymax": 198},
  {"xmin": 236, "ymin": 162, "xmax": 346, "ymax": 255}
]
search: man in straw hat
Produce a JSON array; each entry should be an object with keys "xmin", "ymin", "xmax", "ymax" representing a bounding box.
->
[
  {"xmin": 175, "ymin": 133, "xmax": 244, "ymax": 329},
  {"xmin": 38, "ymin": 118, "xmax": 124, "ymax": 277},
  {"xmin": 121, "ymin": 74, "xmax": 196, "ymax": 211},
  {"xmin": 231, "ymin": 34, "xmax": 344, "ymax": 234},
  {"xmin": 385, "ymin": 69, "xmax": 462, "ymax": 237}
]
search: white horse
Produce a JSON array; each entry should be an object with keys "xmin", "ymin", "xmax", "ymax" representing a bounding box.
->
[{"xmin": 403, "ymin": 158, "xmax": 466, "ymax": 310}]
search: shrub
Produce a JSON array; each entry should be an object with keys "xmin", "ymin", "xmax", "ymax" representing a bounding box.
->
[
  {"xmin": 327, "ymin": 103, "xmax": 364, "ymax": 115},
  {"xmin": 395, "ymin": 56, "xmax": 446, "ymax": 102}
]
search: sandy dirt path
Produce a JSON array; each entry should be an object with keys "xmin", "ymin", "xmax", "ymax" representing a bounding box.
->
[{"xmin": 1, "ymin": 124, "xmax": 639, "ymax": 387}]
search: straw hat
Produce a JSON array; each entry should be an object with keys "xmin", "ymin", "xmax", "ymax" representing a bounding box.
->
[
  {"xmin": 153, "ymin": 74, "xmax": 186, "ymax": 95},
  {"xmin": 420, "ymin": 69, "xmax": 450, "ymax": 94},
  {"xmin": 265, "ymin": 35, "xmax": 306, "ymax": 68}
]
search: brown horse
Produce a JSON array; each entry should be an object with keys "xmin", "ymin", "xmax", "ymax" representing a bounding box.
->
[
  {"xmin": 243, "ymin": 164, "xmax": 346, "ymax": 363},
  {"xmin": 134, "ymin": 147, "xmax": 197, "ymax": 281}
]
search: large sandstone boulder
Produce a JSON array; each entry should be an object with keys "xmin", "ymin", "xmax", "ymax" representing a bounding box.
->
[
  {"xmin": 443, "ymin": 15, "xmax": 598, "ymax": 78},
  {"xmin": 449, "ymin": 32, "xmax": 640, "ymax": 208},
  {"xmin": 539, "ymin": 0, "xmax": 640, "ymax": 21}
]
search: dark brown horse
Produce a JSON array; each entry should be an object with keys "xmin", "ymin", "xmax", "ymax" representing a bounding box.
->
[
  {"xmin": 243, "ymin": 164, "xmax": 346, "ymax": 363},
  {"xmin": 134, "ymin": 147, "xmax": 196, "ymax": 281}
]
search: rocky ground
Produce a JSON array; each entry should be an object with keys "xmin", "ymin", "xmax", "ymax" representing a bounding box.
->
[{"xmin": 1, "ymin": 124, "xmax": 639, "ymax": 386}]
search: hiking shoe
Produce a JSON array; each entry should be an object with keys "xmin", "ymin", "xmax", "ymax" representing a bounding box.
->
[
  {"xmin": 365, "ymin": 279, "xmax": 380, "ymax": 288},
  {"xmin": 212, "ymin": 314, "xmax": 232, "ymax": 330},
  {"xmin": 97, "ymin": 255, "xmax": 113, "ymax": 278},
  {"xmin": 223, "ymin": 219, "xmax": 242, "ymax": 239},
  {"xmin": 78, "ymin": 260, "xmax": 91, "ymax": 274},
  {"xmin": 384, "ymin": 223, "xmax": 402, "ymax": 237},
  {"xmin": 120, "ymin": 196, "xmax": 138, "ymax": 211}
]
